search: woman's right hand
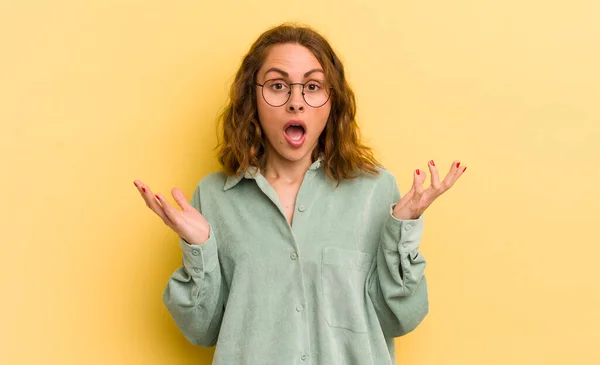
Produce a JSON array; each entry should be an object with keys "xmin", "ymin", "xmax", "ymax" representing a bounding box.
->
[{"xmin": 133, "ymin": 180, "xmax": 210, "ymax": 245}]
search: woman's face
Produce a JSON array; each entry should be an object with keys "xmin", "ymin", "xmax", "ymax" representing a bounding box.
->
[{"xmin": 256, "ymin": 43, "xmax": 331, "ymax": 166}]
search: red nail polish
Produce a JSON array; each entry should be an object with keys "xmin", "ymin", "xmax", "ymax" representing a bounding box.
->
[
  {"xmin": 155, "ymin": 194, "xmax": 159, "ymax": 199},
  {"xmin": 463, "ymin": 167, "xmax": 467, "ymax": 172},
  {"xmin": 142, "ymin": 187, "xmax": 146, "ymax": 193},
  {"xmin": 430, "ymin": 160, "xmax": 435, "ymax": 166},
  {"xmin": 416, "ymin": 169, "xmax": 420, "ymax": 175},
  {"xmin": 456, "ymin": 162, "xmax": 461, "ymax": 168}
]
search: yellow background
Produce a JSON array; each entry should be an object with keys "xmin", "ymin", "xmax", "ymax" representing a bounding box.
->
[{"xmin": 1, "ymin": 0, "xmax": 599, "ymax": 364}]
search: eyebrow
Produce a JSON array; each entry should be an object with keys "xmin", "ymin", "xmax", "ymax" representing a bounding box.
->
[{"xmin": 263, "ymin": 67, "xmax": 325, "ymax": 79}]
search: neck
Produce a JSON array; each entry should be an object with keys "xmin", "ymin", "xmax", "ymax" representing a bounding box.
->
[{"xmin": 261, "ymin": 146, "xmax": 314, "ymax": 184}]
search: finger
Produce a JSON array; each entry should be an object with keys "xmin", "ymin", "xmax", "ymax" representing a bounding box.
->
[
  {"xmin": 413, "ymin": 168, "xmax": 426, "ymax": 198},
  {"xmin": 395, "ymin": 186, "xmax": 414, "ymax": 209},
  {"xmin": 137, "ymin": 183, "xmax": 172, "ymax": 225},
  {"xmin": 155, "ymin": 193, "xmax": 181, "ymax": 224},
  {"xmin": 133, "ymin": 180, "xmax": 147, "ymax": 193},
  {"xmin": 452, "ymin": 161, "xmax": 463, "ymax": 179},
  {"xmin": 171, "ymin": 188, "xmax": 192, "ymax": 211},
  {"xmin": 442, "ymin": 160, "xmax": 461, "ymax": 188},
  {"xmin": 150, "ymin": 194, "xmax": 171, "ymax": 225},
  {"xmin": 450, "ymin": 160, "xmax": 467, "ymax": 182},
  {"xmin": 455, "ymin": 163, "xmax": 467, "ymax": 180},
  {"xmin": 428, "ymin": 160, "xmax": 442, "ymax": 190},
  {"xmin": 402, "ymin": 187, "xmax": 415, "ymax": 200}
]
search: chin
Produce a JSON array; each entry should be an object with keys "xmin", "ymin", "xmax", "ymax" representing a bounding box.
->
[
  {"xmin": 281, "ymin": 149, "xmax": 311, "ymax": 162},
  {"xmin": 271, "ymin": 143, "xmax": 315, "ymax": 163}
]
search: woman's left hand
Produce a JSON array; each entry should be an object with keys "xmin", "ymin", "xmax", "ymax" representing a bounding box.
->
[{"xmin": 392, "ymin": 160, "xmax": 467, "ymax": 220}]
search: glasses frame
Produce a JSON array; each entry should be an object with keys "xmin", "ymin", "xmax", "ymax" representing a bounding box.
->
[{"xmin": 255, "ymin": 79, "xmax": 333, "ymax": 108}]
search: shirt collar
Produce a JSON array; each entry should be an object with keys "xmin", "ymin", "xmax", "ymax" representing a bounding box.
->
[{"xmin": 223, "ymin": 155, "xmax": 324, "ymax": 191}]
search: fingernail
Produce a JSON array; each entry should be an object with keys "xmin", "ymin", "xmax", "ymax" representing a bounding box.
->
[
  {"xmin": 456, "ymin": 162, "xmax": 461, "ymax": 168},
  {"xmin": 142, "ymin": 187, "xmax": 146, "ymax": 193},
  {"xmin": 430, "ymin": 160, "xmax": 435, "ymax": 166},
  {"xmin": 463, "ymin": 167, "xmax": 467, "ymax": 172},
  {"xmin": 155, "ymin": 194, "xmax": 159, "ymax": 199},
  {"xmin": 416, "ymin": 169, "xmax": 420, "ymax": 175}
]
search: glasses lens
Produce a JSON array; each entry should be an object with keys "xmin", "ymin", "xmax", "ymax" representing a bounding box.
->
[
  {"xmin": 263, "ymin": 80, "xmax": 291, "ymax": 106},
  {"xmin": 303, "ymin": 80, "xmax": 331, "ymax": 107},
  {"xmin": 261, "ymin": 79, "xmax": 332, "ymax": 107}
]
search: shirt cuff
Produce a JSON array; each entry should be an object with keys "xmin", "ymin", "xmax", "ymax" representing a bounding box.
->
[
  {"xmin": 179, "ymin": 227, "xmax": 218, "ymax": 278},
  {"xmin": 381, "ymin": 204, "xmax": 425, "ymax": 253}
]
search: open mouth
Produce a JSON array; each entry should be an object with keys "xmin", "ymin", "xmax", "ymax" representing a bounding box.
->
[
  {"xmin": 285, "ymin": 124, "xmax": 305, "ymax": 141},
  {"xmin": 283, "ymin": 121, "xmax": 307, "ymax": 147}
]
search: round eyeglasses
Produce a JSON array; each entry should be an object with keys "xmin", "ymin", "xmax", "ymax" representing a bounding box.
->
[{"xmin": 255, "ymin": 79, "xmax": 333, "ymax": 108}]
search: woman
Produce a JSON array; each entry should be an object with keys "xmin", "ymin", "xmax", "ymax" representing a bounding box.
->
[{"xmin": 133, "ymin": 23, "xmax": 466, "ymax": 365}]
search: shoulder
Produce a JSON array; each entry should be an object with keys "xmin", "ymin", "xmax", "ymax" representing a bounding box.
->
[
  {"xmin": 199, "ymin": 171, "xmax": 228, "ymax": 188},
  {"xmin": 328, "ymin": 166, "xmax": 398, "ymax": 206},
  {"xmin": 192, "ymin": 171, "xmax": 228, "ymax": 197},
  {"xmin": 372, "ymin": 165, "xmax": 397, "ymax": 184},
  {"xmin": 348, "ymin": 165, "xmax": 397, "ymax": 188},
  {"xmin": 336, "ymin": 165, "xmax": 397, "ymax": 196}
]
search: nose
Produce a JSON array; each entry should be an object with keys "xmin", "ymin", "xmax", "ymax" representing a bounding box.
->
[{"xmin": 287, "ymin": 84, "xmax": 305, "ymax": 112}]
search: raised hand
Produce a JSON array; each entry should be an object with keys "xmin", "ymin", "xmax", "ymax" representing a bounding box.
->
[
  {"xmin": 392, "ymin": 160, "xmax": 467, "ymax": 220},
  {"xmin": 133, "ymin": 180, "xmax": 211, "ymax": 245}
]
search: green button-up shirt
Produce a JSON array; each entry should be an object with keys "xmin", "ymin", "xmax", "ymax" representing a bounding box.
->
[{"xmin": 163, "ymin": 158, "xmax": 428, "ymax": 365}]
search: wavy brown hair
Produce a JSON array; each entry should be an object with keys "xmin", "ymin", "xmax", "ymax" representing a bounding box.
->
[{"xmin": 217, "ymin": 23, "xmax": 380, "ymax": 183}]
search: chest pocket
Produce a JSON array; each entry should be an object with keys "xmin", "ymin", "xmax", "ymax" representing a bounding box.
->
[{"xmin": 321, "ymin": 246, "xmax": 374, "ymax": 333}]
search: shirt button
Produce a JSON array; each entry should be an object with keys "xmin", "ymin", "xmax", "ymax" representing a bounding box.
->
[
  {"xmin": 404, "ymin": 225, "xmax": 412, "ymax": 231},
  {"xmin": 193, "ymin": 268, "xmax": 201, "ymax": 273},
  {"xmin": 301, "ymin": 354, "xmax": 308, "ymax": 361},
  {"xmin": 298, "ymin": 204, "xmax": 305, "ymax": 212},
  {"xmin": 296, "ymin": 304, "xmax": 304, "ymax": 312},
  {"xmin": 290, "ymin": 252, "xmax": 298, "ymax": 260},
  {"xmin": 192, "ymin": 250, "xmax": 200, "ymax": 256}
]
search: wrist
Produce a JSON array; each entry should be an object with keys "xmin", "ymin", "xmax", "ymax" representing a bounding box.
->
[
  {"xmin": 183, "ymin": 234, "xmax": 209, "ymax": 246},
  {"xmin": 183, "ymin": 225, "xmax": 211, "ymax": 245},
  {"xmin": 392, "ymin": 207, "xmax": 419, "ymax": 220}
]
